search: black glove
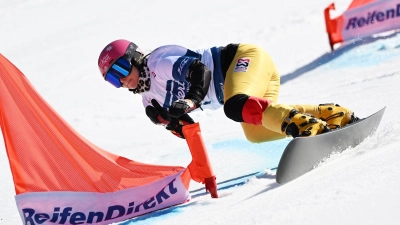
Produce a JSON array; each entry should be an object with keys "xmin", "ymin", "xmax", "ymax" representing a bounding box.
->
[
  {"xmin": 166, "ymin": 114, "xmax": 195, "ymax": 139},
  {"xmin": 145, "ymin": 99, "xmax": 171, "ymax": 126},
  {"xmin": 168, "ymin": 99, "xmax": 198, "ymax": 118},
  {"xmin": 146, "ymin": 99, "xmax": 195, "ymax": 138}
]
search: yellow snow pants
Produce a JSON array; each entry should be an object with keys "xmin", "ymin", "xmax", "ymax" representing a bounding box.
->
[
  {"xmin": 224, "ymin": 44, "xmax": 322, "ymax": 143},
  {"xmin": 224, "ymin": 44, "xmax": 285, "ymax": 143}
]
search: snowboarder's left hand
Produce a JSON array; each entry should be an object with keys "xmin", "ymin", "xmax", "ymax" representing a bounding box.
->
[
  {"xmin": 169, "ymin": 99, "xmax": 197, "ymax": 118},
  {"xmin": 166, "ymin": 114, "xmax": 195, "ymax": 139}
]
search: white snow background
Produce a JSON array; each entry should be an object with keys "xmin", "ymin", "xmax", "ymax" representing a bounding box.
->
[{"xmin": 1, "ymin": 0, "xmax": 400, "ymax": 224}]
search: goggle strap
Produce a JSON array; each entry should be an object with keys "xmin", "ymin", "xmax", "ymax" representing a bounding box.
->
[{"xmin": 124, "ymin": 42, "xmax": 142, "ymax": 67}]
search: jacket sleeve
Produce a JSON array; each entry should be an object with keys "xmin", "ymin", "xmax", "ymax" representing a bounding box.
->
[{"xmin": 184, "ymin": 59, "xmax": 211, "ymax": 107}]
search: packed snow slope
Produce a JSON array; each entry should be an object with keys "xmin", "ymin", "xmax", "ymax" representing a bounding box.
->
[{"xmin": 1, "ymin": 0, "xmax": 400, "ymax": 224}]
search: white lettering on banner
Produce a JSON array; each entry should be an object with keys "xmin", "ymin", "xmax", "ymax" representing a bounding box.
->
[
  {"xmin": 18, "ymin": 178, "xmax": 187, "ymax": 225},
  {"xmin": 342, "ymin": 2, "xmax": 400, "ymax": 41},
  {"xmin": 346, "ymin": 4, "xmax": 400, "ymax": 30}
]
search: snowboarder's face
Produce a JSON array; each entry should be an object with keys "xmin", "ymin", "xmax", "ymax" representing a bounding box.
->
[{"xmin": 120, "ymin": 66, "xmax": 139, "ymax": 89}]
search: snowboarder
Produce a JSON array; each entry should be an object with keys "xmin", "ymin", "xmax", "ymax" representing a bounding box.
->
[
  {"xmin": 97, "ymin": 40, "xmax": 359, "ymax": 198},
  {"xmin": 97, "ymin": 39, "xmax": 359, "ymax": 142}
]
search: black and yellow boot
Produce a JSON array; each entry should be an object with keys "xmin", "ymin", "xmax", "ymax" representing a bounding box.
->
[
  {"xmin": 262, "ymin": 103, "xmax": 330, "ymax": 138},
  {"xmin": 291, "ymin": 103, "xmax": 359, "ymax": 130},
  {"xmin": 317, "ymin": 103, "xmax": 359, "ymax": 129},
  {"xmin": 282, "ymin": 109, "xmax": 330, "ymax": 138}
]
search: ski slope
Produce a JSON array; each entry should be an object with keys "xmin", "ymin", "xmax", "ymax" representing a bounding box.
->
[{"xmin": 1, "ymin": 0, "xmax": 400, "ymax": 224}]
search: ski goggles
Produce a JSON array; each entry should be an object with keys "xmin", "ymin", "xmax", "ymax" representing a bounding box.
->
[{"xmin": 104, "ymin": 58, "xmax": 132, "ymax": 88}]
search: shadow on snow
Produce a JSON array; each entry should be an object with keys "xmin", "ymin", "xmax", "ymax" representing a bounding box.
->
[{"xmin": 281, "ymin": 31, "xmax": 400, "ymax": 84}]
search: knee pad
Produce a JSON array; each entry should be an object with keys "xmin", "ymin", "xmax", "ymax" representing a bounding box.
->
[
  {"xmin": 224, "ymin": 94, "xmax": 270, "ymax": 125},
  {"xmin": 224, "ymin": 94, "xmax": 249, "ymax": 122}
]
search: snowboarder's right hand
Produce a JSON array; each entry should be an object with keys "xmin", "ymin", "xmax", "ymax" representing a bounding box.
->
[
  {"xmin": 145, "ymin": 99, "xmax": 171, "ymax": 126},
  {"xmin": 145, "ymin": 99, "xmax": 195, "ymax": 139}
]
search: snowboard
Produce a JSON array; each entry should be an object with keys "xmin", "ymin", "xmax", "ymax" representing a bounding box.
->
[{"xmin": 276, "ymin": 107, "xmax": 386, "ymax": 184}]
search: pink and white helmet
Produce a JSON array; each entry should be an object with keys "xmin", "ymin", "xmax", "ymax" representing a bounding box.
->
[{"xmin": 97, "ymin": 39, "xmax": 143, "ymax": 77}]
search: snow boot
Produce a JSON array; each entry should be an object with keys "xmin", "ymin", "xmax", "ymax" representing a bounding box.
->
[
  {"xmin": 282, "ymin": 109, "xmax": 330, "ymax": 138},
  {"xmin": 262, "ymin": 103, "xmax": 330, "ymax": 138},
  {"xmin": 318, "ymin": 103, "xmax": 359, "ymax": 129}
]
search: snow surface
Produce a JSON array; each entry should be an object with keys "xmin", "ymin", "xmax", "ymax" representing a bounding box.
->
[{"xmin": 1, "ymin": 0, "xmax": 400, "ymax": 224}]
